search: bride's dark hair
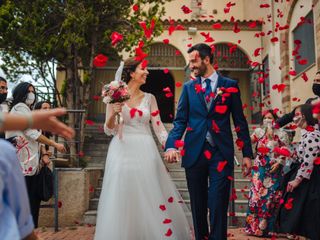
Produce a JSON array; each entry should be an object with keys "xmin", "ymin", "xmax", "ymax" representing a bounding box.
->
[{"xmin": 121, "ymin": 57, "xmax": 142, "ymax": 84}]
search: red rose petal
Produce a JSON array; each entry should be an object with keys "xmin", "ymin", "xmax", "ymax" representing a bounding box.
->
[
  {"xmin": 163, "ymin": 218, "xmax": 172, "ymax": 224},
  {"xmin": 215, "ymin": 105, "xmax": 228, "ymax": 114},
  {"xmin": 174, "ymin": 140, "xmax": 184, "ymax": 148},
  {"xmin": 212, "ymin": 120, "xmax": 220, "ymax": 133},
  {"xmin": 204, "ymin": 150, "xmax": 212, "ymax": 160},
  {"xmin": 165, "ymin": 228, "xmax": 172, "ymax": 237},
  {"xmin": 85, "ymin": 120, "xmax": 94, "ymax": 126},
  {"xmin": 217, "ymin": 160, "xmax": 228, "ymax": 172},
  {"xmin": 212, "ymin": 23, "xmax": 222, "ymax": 29},
  {"xmin": 159, "ymin": 205, "xmax": 166, "ymax": 211},
  {"xmin": 111, "ymin": 32, "xmax": 123, "ymax": 46},
  {"xmin": 93, "ymin": 54, "xmax": 108, "ymax": 68},
  {"xmin": 168, "ymin": 196, "xmax": 174, "ymax": 203}
]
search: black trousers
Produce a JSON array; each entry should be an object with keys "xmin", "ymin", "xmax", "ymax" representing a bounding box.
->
[
  {"xmin": 25, "ymin": 174, "xmax": 41, "ymax": 228},
  {"xmin": 185, "ymin": 142, "xmax": 232, "ymax": 240}
]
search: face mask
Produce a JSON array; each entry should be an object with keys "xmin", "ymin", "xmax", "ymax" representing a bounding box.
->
[
  {"xmin": 25, "ymin": 92, "xmax": 35, "ymax": 106},
  {"xmin": 312, "ymin": 83, "xmax": 320, "ymax": 97},
  {"xmin": 0, "ymin": 93, "xmax": 7, "ymax": 104},
  {"xmin": 263, "ymin": 118, "xmax": 273, "ymax": 128}
]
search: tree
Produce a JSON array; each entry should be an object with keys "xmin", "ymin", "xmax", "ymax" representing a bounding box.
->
[{"xmin": 0, "ymin": 0, "xmax": 170, "ymax": 166}]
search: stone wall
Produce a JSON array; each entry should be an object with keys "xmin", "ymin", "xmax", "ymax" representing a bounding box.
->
[{"xmin": 38, "ymin": 168, "xmax": 102, "ymax": 227}]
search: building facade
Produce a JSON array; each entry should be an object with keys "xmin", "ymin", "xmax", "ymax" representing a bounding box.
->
[{"xmin": 77, "ymin": 0, "xmax": 320, "ymax": 123}]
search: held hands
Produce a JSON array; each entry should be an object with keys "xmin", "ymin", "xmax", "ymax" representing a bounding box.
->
[
  {"xmin": 164, "ymin": 149, "xmax": 181, "ymax": 163},
  {"xmin": 242, "ymin": 157, "xmax": 252, "ymax": 177}
]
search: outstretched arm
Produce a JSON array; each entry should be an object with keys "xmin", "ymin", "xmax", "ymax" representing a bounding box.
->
[
  {"xmin": 150, "ymin": 94, "xmax": 168, "ymax": 147},
  {"xmin": 0, "ymin": 108, "xmax": 74, "ymax": 140}
]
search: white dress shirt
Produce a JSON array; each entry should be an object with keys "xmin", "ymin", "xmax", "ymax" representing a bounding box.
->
[{"xmin": 201, "ymin": 71, "xmax": 219, "ymax": 93}]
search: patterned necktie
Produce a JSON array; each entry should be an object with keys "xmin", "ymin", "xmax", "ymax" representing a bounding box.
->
[{"xmin": 204, "ymin": 78, "xmax": 212, "ymax": 103}]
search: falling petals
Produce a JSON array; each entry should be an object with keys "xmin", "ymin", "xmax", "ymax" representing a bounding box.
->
[
  {"xmin": 163, "ymin": 218, "xmax": 172, "ymax": 224},
  {"xmin": 212, "ymin": 23, "xmax": 222, "ymax": 29},
  {"xmin": 181, "ymin": 5, "xmax": 192, "ymax": 14},
  {"xmin": 174, "ymin": 140, "xmax": 184, "ymax": 148},
  {"xmin": 212, "ymin": 120, "xmax": 220, "ymax": 133},
  {"xmin": 235, "ymin": 138, "xmax": 244, "ymax": 150},
  {"xmin": 217, "ymin": 160, "xmax": 228, "ymax": 172},
  {"xmin": 284, "ymin": 198, "xmax": 294, "ymax": 210},
  {"xmin": 204, "ymin": 150, "xmax": 212, "ymax": 160},
  {"xmin": 85, "ymin": 120, "xmax": 94, "ymax": 126},
  {"xmin": 168, "ymin": 197, "xmax": 174, "ymax": 203},
  {"xmin": 93, "ymin": 54, "xmax": 108, "ymax": 68},
  {"xmin": 151, "ymin": 110, "xmax": 160, "ymax": 117},
  {"xmin": 159, "ymin": 205, "xmax": 166, "ymax": 211},
  {"xmin": 165, "ymin": 228, "xmax": 172, "ymax": 237},
  {"xmin": 111, "ymin": 32, "xmax": 123, "ymax": 46},
  {"xmin": 273, "ymin": 147, "xmax": 291, "ymax": 157},
  {"xmin": 215, "ymin": 105, "xmax": 228, "ymax": 114}
]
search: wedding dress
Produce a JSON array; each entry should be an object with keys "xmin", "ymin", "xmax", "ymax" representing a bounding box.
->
[{"xmin": 94, "ymin": 93, "xmax": 193, "ymax": 240}]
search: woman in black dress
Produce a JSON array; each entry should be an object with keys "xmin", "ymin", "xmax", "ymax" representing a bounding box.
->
[{"xmin": 276, "ymin": 104, "xmax": 320, "ymax": 240}]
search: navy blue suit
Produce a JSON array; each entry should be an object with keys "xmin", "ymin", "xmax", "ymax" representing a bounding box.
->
[{"xmin": 165, "ymin": 74, "xmax": 253, "ymax": 240}]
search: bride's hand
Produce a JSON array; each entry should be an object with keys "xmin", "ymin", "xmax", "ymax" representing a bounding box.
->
[{"xmin": 112, "ymin": 102, "xmax": 124, "ymax": 113}]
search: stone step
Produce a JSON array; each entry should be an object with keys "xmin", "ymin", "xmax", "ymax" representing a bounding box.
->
[
  {"xmin": 169, "ymin": 169, "xmax": 185, "ymax": 178},
  {"xmin": 234, "ymin": 199, "xmax": 249, "ymax": 213},
  {"xmin": 89, "ymin": 198, "xmax": 99, "ymax": 210},
  {"xmin": 234, "ymin": 179, "xmax": 250, "ymax": 190},
  {"xmin": 172, "ymin": 178, "xmax": 188, "ymax": 188},
  {"xmin": 83, "ymin": 144, "xmax": 109, "ymax": 151},
  {"xmin": 82, "ymin": 150, "xmax": 107, "ymax": 157},
  {"xmin": 83, "ymin": 209, "xmax": 246, "ymax": 227},
  {"xmin": 83, "ymin": 210, "xmax": 193, "ymax": 226},
  {"xmin": 177, "ymin": 188, "xmax": 190, "ymax": 199}
]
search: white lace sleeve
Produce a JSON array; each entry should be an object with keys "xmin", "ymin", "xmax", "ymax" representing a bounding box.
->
[
  {"xmin": 150, "ymin": 94, "xmax": 168, "ymax": 147},
  {"xmin": 104, "ymin": 103, "xmax": 117, "ymax": 136}
]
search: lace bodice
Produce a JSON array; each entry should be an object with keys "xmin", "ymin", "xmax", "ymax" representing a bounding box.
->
[{"xmin": 104, "ymin": 93, "xmax": 168, "ymax": 146}]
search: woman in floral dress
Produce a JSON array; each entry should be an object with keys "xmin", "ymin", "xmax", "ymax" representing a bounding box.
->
[{"xmin": 245, "ymin": 110, "xmax": 289, "ymax": 237}]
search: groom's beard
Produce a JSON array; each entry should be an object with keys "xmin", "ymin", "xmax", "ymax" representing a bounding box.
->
[{"xmin": 192, "ymin": 62, "xmax": 207, "ymax": 77}]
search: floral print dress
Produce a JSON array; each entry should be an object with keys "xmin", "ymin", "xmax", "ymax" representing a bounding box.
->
[{"xmin": 245, "ymin": 127, "xmax": 289, "ymax": 237}]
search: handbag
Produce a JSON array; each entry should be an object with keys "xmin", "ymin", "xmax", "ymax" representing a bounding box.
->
[{"xmin": 37, "ymin": 165, "xmax": 54, "ymax": 201}]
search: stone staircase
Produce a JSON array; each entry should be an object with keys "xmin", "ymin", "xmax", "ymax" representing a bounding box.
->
[{"xmin": 83, "ymin": 123, "xmax": 257, "ymax": 227}]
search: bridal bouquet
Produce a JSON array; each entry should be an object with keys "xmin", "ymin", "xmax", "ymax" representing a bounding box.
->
[
  {"xmin": 102, "ymin": 80, "xmax": 130, "ymax": 104},
  {"xmin": 102, "ymin": 80, "xmax": 130, "ymax": 124}
]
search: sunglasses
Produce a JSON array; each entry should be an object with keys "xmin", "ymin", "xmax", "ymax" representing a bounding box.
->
[{"xmin": 0, "ymin": 86, "xmax": 8, "ymax": 90}]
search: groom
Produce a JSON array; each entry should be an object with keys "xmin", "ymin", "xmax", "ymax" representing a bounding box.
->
[{"xmin": 164, "ymin": 43, "xmax": 253, "ymax": 240}]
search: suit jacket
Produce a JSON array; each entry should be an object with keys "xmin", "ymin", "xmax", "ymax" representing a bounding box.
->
[{"xmin": 165, "ymin": 74, "xmax": 253, "ymax": 168}]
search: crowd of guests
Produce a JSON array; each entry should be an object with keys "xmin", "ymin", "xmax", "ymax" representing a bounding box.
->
[
  {"xmin": 0, "ymin": 77, "xmax": 74, "ymax": 240},
  {"xmin": 245, "ymin": 71, "xmax": 320, "ymax": 240}
]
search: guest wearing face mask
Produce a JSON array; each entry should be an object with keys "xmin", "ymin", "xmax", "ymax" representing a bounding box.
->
[
  {"xmin": 245, "ymin": 110, "xmax": 290, "ymax": 237},
  {"xmin": 276, "ymin": 104, "xmax": 320, "ymax": 240},
  {"xmin": 0, "ymin": 77, "xmax": 8, "ymax": 139},
  {"xmin": 5, "ymin": 82, "xmax": 67, "ymax": 228},
  {"xmin": 277, "ymin": 71, "xmax": 320, "ymax": 128}
]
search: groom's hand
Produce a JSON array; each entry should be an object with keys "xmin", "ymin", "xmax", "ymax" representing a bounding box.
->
[
  {"xmin": 164, "ymin": 149, "xmax": 180, "ymax": 163},
  {"xmin": 242, "ymin": 157, "xmax": 252, "ymax": 177}
]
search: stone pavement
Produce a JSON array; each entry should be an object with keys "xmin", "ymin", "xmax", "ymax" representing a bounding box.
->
[{"xmin": 36, "ymin": 226, "xmax": 295, "ymax": 240}]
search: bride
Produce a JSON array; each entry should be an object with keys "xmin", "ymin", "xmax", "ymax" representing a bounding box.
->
[{"xmin": 94, "ymin": 57, "xmax": 193, "ymax": 240}]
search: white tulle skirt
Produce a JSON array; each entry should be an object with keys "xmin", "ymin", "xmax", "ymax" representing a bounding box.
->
[{"xmin": 94, "ymin": 128, "xmax": 193, "ymax": 240}]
